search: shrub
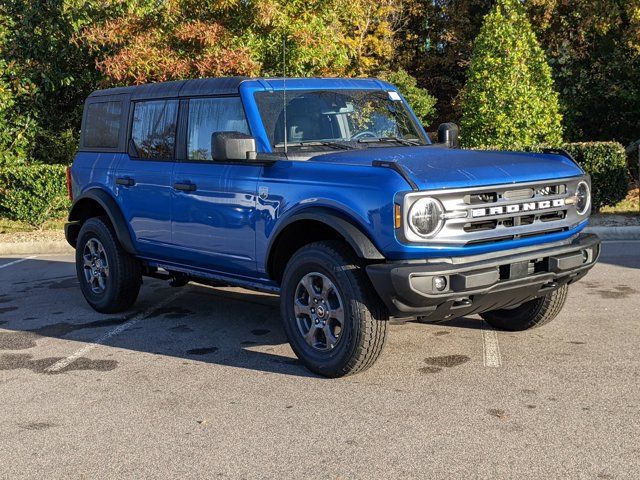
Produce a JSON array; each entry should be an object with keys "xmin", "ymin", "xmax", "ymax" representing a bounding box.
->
[
  {"xmin": 562, "ymin": 142, "xmax": 629, "ymax": 212},
  {"xmin": 460, "ymin": 0, "xmax": 563, "ymax": 149},
  {"xmin": 31, "ymin": 128, "xmax": 79, "ymax": 166},
  {"xmin": 0, "ymin": 164, "xmax": 70, "ymax": 227}
]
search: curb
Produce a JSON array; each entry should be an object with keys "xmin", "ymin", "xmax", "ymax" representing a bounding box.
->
[
  {"xmin": 0, "ymin": 241, "xmax": 73, "ymax": 256},
  {"xmin": 584, "ymin": 226, "xmax": 640, "ymax": 241}
]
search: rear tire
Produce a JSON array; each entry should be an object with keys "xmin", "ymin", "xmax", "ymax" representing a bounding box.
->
[
  {"xmin": 480, "ymin": 284, "xmax": 568, "ymax": 331},
  {"xmin": 280, "ymin": 241, "xmax": 388, "ymax": 377},
  {"xmin": 76, "ymin": 216, "xmax": 141, "ymax": 313}
]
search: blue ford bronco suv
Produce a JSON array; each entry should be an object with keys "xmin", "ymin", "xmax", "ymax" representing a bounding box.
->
[{"xmin": 66, "ymin": 77, "xmax": 600, "ymax": 377}]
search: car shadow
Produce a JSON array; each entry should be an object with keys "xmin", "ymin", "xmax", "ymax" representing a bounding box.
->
[{"xmin": 0, "ymin": 259, "xmax": 321, "ymax": 378}]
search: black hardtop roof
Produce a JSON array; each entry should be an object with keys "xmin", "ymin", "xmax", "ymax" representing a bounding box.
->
[
  {"xmin": 87, "ymin": 77, "xmax": 249, "ymax": 100},
  {"xmin": 86, "ymin": 76, "xmax": 390, "ymax": 102}
]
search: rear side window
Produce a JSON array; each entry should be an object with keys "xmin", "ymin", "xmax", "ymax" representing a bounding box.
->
[
  {"xmin": 187, "ymin": 97, "xmax": 249, "ymax": 161},
  {"xmin": 84, "ymin": 101, "xmax": 122, "ymax": 149},
  {"xmin": 131, "ymin": 100, "xmax": 178, "ymax": 159}
]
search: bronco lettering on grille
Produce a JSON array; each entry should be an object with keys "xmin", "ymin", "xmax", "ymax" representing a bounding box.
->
[{"xmin": 471, "ymin": 198, "xmax": 566, "ymax": 218}]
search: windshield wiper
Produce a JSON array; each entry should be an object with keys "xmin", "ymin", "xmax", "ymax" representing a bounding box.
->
[
  {"xmin": 357, "ymin": 136, "xmax": 424, "ymax": 146},
  {"xmin": 274, "ymin": 140, "xmax": 356, "ymax": 150}
]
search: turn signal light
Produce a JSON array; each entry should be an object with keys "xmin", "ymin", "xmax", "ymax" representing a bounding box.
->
[{"xmin": 394, "ymin": 203, "xmax": 402, "ymax": 229}]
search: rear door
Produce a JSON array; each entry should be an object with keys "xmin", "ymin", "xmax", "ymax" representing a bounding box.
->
[
  {"xmin": 170, "ymin": 96, "xmax": 261, "ymax": 276},
  {"xmin": 115, "ymin": 99, "xmax": 178, "ymax": 258}
]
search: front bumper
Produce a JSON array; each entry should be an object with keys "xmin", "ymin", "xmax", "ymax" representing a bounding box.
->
[{"xmin": 366, "ymin": 233, "xmax": 600, "ymax": 319}]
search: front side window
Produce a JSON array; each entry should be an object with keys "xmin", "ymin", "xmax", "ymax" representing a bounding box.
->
[
  {"xmin": 131, "ymin": 100, "xmax": 178, "ymax": 159},
  {"xmin": 254, "ymin": 89, "xmax": 428, "ymax": 151},
  {"xmin": 84, "ymin": 101, "xmax": 122, "ymax": 149},
  {"xmin": 187, "ymin": 97, "xmax": 250, "ymax": 161}
]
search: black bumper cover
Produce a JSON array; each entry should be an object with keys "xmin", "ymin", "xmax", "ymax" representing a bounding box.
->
[{"xmin": 366, "ymin": 233, "xmax": 600, "ymax": 319}]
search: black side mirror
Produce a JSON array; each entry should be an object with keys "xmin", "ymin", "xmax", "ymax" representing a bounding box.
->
[
  {"xmin": 437, "ymin": 123, "xmax": 459, "ymax": 148},
  {"xmin": 211, "ymin": 131, "xmax": 257, "ymax": 161}
]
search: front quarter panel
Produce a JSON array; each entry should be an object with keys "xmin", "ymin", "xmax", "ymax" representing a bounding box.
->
[{"xmin": 255, "ymin": 160, "xmax": 409, "ymax": 274}]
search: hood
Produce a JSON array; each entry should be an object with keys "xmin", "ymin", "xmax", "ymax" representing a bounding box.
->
[{"xmin": 311, "ymin": 146, "xmax": 584, "ymax": 190}]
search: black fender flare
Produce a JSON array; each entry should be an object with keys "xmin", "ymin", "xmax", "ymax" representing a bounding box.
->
[
  {"xmin": 266, "ymin": 207, "xmax": 385, "ymax": 271},
  {"xmin": 67, "ymin": 189, "xmax": 136, "ymax": 254}
]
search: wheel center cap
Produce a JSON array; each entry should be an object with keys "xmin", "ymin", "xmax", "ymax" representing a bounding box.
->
[{"xmin": 316, "ymin": 305, "xmax": 326, "ymax": 318}]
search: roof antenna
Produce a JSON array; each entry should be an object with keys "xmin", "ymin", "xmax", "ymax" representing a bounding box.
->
[{"xmin": 282, "ymin": 35, "xmax": 288, "ymax": 154}]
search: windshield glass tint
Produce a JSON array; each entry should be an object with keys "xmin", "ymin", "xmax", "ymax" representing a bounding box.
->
[{"xmin": 254, "ymin": 89, "xmax": 427, "ymax": 149}]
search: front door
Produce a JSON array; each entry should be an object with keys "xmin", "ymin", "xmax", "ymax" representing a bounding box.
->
[
  {"xmin": 171, "ymin": 96, "xmax": 261, "ymax": 277},
  {"xmin": 115, "ymin": 99, "xmax": 178, "ymax": 259}
]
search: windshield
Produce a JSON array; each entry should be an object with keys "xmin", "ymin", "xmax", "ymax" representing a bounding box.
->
[{"xmin": 254, "ymin": 89, "xmax": 428, "ymax": 150}]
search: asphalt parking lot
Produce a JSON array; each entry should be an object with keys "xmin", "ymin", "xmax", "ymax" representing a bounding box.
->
[{"xmin": 0, "ymin": 242, "xmax": 639, "ymax": 479}]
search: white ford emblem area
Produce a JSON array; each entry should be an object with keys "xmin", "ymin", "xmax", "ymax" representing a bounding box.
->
[{"xmin": 471, "ymin": 198, "xmax": 566, "ymax": 218}]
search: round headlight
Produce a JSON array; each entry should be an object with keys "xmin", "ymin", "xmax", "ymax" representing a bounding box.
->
[
  {"xmin": 575, "ymin": 181, "xmax": 590, "ymax": 215},
  {"xmin": 408, "ymin": 197, "xmax": 444, "ymax": 237}
]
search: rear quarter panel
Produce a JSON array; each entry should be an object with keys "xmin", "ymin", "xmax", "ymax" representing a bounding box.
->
[{"xmin": 71, "ymin": 152, "xmax": 124, "ymax": 201}]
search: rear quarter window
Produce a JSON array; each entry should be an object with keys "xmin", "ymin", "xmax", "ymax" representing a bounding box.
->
[
  {"xmin": 83, "ymin": 101, "xmax": 123, "ymax": 149},
  {"xmin": 131, "ymin": 99, "xmax": 179, "ymax": 160}
]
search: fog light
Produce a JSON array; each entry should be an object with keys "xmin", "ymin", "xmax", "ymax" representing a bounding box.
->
[
  {"xmin": 582, "ymin": 249, "xmax": 590, "ymax": 263},
  {"xmin": 433, "ymin": 276, "xmax": 448, "ymax": 292}
]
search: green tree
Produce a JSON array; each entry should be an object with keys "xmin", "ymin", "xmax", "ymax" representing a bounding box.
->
[
  {"xmin": 460, "ymin": 0, "xmax": 562, "ymax": 149},
  {"xmin": 0, "ymin": 7, "xmax": 36, "ymax": 165},
  {"xmin": 78, "ymin": 0, "xmax": 411, "ymax": 84},
  {"xmin": 526, "ymin": 0, "xmax": 640, "ymax": 145},
  {"xmin": 380, "ymin": 68, "xmax": 436, "ymax": 125},
  {"xmin": 1, "ymin": 0, "xmax": 111, "ymax": 165},
  {"xmin": 78, "ymin": 0, "xmax": 437, "ymax": 121},
  {"xmin": 397, "ymin": 0, "xmax": 492, "ymax": 126}
]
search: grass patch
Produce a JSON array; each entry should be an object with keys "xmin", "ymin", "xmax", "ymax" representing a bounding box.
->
[{"xmin": 0, "ymin": 217, "xmax": 66, "ymax": 234}]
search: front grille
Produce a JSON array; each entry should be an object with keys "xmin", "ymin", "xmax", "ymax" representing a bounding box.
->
[
  {"xmin": 535, "ymin": 184, "xmax": 566, "ymax": 196},
  {"xmin": 462, "ymin": 210, "xmax": 566, "ymax": 233},
  {"xmin": 405, "ymin": 177, "xmax": 586, "ymax": 246}
]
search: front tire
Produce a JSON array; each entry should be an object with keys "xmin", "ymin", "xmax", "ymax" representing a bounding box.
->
[
  {"xmin": 76, "ymin": 216, "xmax": 142, "ymax": 313},
  {"xmin": 480, "ymin": 284, "xmax": 568, "ymax": 331},
  {"xmin": 280, "ymin": 241, "xmax": 388, "ymax": 377}
]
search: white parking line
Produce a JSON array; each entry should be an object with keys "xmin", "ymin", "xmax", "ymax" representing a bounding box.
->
[
  {"xmin": 45, "ymin": 290, "xmax": 186, "ymax": 373},
  {"xmin": 482, "ymin": 321, "xmax": 502, "ymax": 368},
  {"xmin": 0, "ymin": 255, "xmax": 38, "ymax": 270}
]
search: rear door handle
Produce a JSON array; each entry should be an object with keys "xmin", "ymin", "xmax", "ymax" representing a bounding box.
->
[
  {"xmin": 173, "ymin": 181, "xmax": 197, "ymax": 192},
  {"xmin": 116, "ymin": 177, "xmax": 135, "ymax": 187}
]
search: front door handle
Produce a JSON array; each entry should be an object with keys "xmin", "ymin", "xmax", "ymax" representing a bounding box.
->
[
  {"xmin": 116, "ymin": 177, "xmax": 135, "ymax": 187},
  {"xmin": 174, "ymin": 181, "xmax": 197, "ymax": 192}
]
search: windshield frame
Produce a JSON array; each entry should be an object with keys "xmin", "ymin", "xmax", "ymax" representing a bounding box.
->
[{"xmin": 252, "ymin": 88, "xmax": 430, "ymax": 152}]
